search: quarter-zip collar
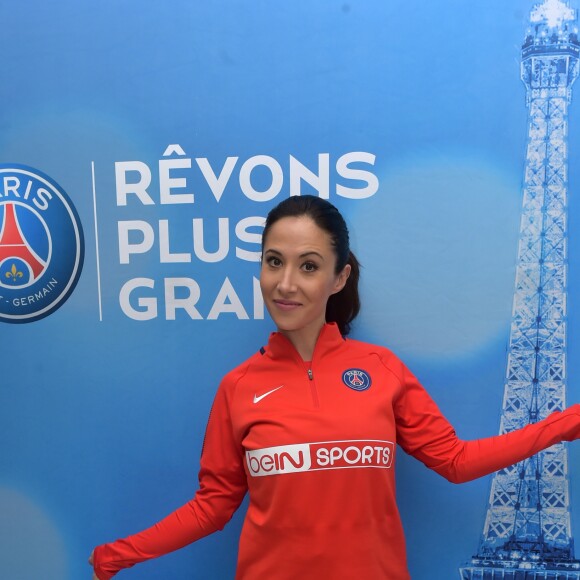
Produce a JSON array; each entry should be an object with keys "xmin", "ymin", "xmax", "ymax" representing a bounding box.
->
[{"xmin": 263, "ymin": 322, "xmax": 346, "ymax": 363}]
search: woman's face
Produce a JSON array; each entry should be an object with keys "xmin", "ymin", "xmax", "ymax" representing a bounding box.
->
[{"xmin": 260, "ymin": 216, "xmax": 350, "ymax": 343}]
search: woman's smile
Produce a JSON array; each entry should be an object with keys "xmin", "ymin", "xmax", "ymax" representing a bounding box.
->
[{"xmin": 273, "ymin": 299, "xmax": 302, "ymax": 311}]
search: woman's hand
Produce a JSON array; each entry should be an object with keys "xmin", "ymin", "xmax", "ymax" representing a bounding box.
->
[{"xmin": 88, "ymin": 549, "xmax": 101, "ymax": 580}]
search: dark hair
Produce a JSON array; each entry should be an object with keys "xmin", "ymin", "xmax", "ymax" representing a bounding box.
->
[{"xmin": 262, "ymin": 195, "xmax": 361, "ymax": 335}]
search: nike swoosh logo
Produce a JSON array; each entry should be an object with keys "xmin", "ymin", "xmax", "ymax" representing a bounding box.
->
[{"xmin": 253, "ymin": 385, "xmax": 285, "ymax": 404}]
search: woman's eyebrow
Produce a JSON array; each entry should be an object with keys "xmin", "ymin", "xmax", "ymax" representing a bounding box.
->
[
  {"xmin": 298, "ymin": 251, "xmax": 324, "ymax": 260},
  {"xmin": 264, "ymin": 248, "xmax": 325, "ymax": 261}
]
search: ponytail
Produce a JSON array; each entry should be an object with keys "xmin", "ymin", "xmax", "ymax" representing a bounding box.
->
[{"xmin": 326, "ymin": 251, "xmax": 360, "ymax": 336}]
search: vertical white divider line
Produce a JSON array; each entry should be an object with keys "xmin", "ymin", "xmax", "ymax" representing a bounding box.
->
[{"xmin": 91, "ymin": 161, "xmax": 103, "ymax": 321}]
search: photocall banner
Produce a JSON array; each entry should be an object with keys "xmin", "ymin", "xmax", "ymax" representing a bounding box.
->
[{"xmin": 1, "ymin": 1, "xmax": 579, "ymax": 578}]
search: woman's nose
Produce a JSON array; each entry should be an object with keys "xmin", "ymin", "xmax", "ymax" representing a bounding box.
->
[{"xmin": 277, "ymin": 266, "xmax": 297, "ymax": 293}]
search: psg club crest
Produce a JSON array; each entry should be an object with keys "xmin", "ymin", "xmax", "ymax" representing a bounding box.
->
[
  {"xmin": 0, "ymin": 164, "xmax": 84, "ymax": 323},
  {"xmin": 342, "ymin": 369, "xmax": 372, "ymax": 392}
]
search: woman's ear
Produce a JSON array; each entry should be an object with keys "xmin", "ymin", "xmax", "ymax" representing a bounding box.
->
[{"xmin": 332, "ymin": 264, "xmax": 351, "ymax": 294}]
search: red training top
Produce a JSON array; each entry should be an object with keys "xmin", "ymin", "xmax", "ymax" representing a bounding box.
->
[{"xmin": 93, "ymin": 323, "xmax": 580, "ymax": 579}]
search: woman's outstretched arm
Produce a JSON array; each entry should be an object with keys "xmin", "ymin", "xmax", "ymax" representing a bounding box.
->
[
  {"xmin": 390, "ymin": 357, "xmax": 580, "ymax": 483},
  {"xmin": 91, "ymin": 374, "xmax": 248, "ymax": 579}
]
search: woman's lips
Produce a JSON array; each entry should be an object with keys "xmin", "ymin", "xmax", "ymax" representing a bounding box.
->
[{"xmin": 273, "ymin": 299, "xmax": 302, "ymax": 311}]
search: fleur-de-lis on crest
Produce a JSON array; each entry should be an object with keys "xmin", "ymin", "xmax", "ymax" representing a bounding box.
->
[{"xmin": 5, "ymin": 263, "xmax": 23, "ymax": 282}]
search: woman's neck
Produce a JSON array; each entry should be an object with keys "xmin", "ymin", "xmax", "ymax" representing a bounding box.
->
[{"xmin": 279, "ymin": 323, "xmax": 325, "ymax": 361}]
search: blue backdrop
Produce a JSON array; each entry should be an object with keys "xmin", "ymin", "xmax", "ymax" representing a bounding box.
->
[{"xmin": 1, "ymin": 1, "xmax": 579, "ymax": 578}]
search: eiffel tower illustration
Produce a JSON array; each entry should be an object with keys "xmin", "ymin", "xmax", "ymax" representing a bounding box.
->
[{"xmin": 459, "ymin": 1, "xmax": 580, "ymax": 577}]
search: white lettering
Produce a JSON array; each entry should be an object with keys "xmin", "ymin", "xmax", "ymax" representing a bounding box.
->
[
  {"xmin": 11, "ymin": 278, "xmax": 59, "ymax": 306},
  {"xmin": 239, "ymin": 155, "xmax": 283, "ymax": 201},
  {"xmin": 336, "ymin": 152, "xmax": 379, "ymax": 199},
  {"xmin": 33, "ymin": 187, "xmax": 52, "ymax": 210},
  {"xmin": 163, "ymin": 144, "xmax": 186, "ymax": 156},
  {"xmin": 3, "ymin": 176, "xmax": 20, "ymax": 198},
  {"xmin": 235, "ymin": 216, "xmax": 264, "ymax": 262},
  {"xmin": 383, "ymin": 447, "xmax": 391, "ymax": 464},
  {"xmin": 119, "ymin": 278, "xmax": 157, "ymax": 320},
  {"xmin": 119, "ymin": 218, "xmax": 266, "ymax": 265},
  {"xmin": 115, "ymin": 161, "xmax": 154, "ymax": 206},
  {"xmin": 192, "ymin": 218, "xmax": 229, "ymax": 263},
  {"xmin": 316, "ymin": 448, "xmax": 330, "ymax": 467},
  {"xmin": 159, "ymin": 219, "xmax": 191, "ymax": 263},
  {"xmin": 315, "ymin": 441, "xmax": 394, "ymax": 469},
  {"xmin": 118, "ymin": 220, "xmax": 155, "ymax": 264},
  {"xmin": 207, "ymin": 277, "xmax": 248, "ymax": 319},
  {"xmin": 248, "ymin": 440, "xmax": 394, "ymax": 477},
  {"xmin": 113, "ymin": 150, "xmax": 379, "ymax": 205},
  {"xmin": 159, "ymin": 157, "xmax": 194, "ymax": 205},
  {"xmin": 246, "ymin": 444, "xmax": 311, "ymax": 476},
  {"xmin": 289, "ymin": 154, "xmax": 330, "ymax": 198},
  {"xmin": 117, "ymin": 276, "xmax": 261, "ymax": 321},
  {"xmin": 164, "ymin": 278, "xmax": 202, "ymax": 320},
  {"xmin": 343, "ymin": 446, "xmax": 361, "ymax": 465},
  {"xmin": 196, "ymin": 157, "xmax": 238, "ymax": 202},
  {"xmin": 23, "ymin": 179, "xmax": 33, "ymax": 200},
  {"xmin": 0, "ymin": 178, "xmax": 52, "ymax": 210},
  {"xmin": 361, "ymin": 446, "xmax": 373, "ymax": 464}
]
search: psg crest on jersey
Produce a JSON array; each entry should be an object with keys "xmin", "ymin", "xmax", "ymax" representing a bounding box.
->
[
  {"xmin": 0, "ymin": 164, "xmax": 84, "ymax": 323},
  {"xmin": 342, "ymin": 369, "xmax": 372, "ymax": 391}
]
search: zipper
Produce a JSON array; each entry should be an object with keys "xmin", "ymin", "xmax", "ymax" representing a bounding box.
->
[{"xmin": 306, "ymin": 366, "xmax": 319, "ymax": 408}]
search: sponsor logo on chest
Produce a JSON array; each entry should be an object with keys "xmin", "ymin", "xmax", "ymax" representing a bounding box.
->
[{"xmin": 246, "ymin": 439, "xmax": 394, "ymax": 477}]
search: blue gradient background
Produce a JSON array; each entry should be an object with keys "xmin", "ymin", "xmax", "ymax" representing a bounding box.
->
[{"xmin": 1, "ymin": 1, "xmax": 579, "ymax": 579}]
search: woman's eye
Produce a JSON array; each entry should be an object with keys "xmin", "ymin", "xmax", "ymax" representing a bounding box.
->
[
  {"xmin": 303, "ymin": 262, "xmax": 318, "ymax": 272},
  {"xmin": 267, "ymin": 256, "xmax": 282, "ymax": 267}
]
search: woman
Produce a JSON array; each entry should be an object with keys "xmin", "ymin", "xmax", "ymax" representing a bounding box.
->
[{"xmin": 91, "ymin": 195, "xmax": 580, "ymax": 579}]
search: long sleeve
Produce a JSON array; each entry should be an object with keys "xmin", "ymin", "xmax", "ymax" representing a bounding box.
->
[
  {"xmin": 392, "ymin": 361, "xmax": 580, "ymax": 484},
  {"xmin": 93, "ymin": 376, "xmax": 248, "ymax": 580}
]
